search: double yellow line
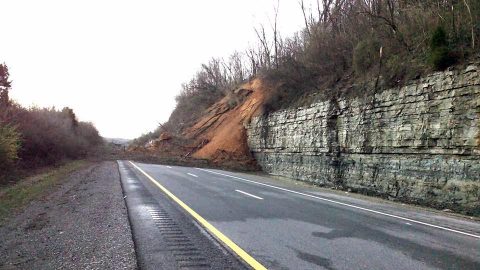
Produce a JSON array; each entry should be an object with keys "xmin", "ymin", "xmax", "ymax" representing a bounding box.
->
[{"xmin": 128, "ymin": 161, "xmax": 267, "ymax": 270}]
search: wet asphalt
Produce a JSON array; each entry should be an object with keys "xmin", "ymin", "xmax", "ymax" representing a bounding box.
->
[
  {"xmin": 119, "ymin": 161, "xmax": 480, "ymax": 270},
  {"xmin": 118, "ymin": 161, "xmax": 247, "ymax": 270}
]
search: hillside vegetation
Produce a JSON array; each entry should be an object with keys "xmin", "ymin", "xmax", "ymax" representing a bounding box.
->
[
  {"xmin": 133, "ymin": 0, "xmax": 479, "ymax": 167},
  {"xmin": 0, "ymin": 64, "xmax": 103, "ymax": 183}
]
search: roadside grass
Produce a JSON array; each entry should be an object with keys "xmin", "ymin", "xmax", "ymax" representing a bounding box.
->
[{"xmin": 0, "ymin": 160, "xmax": 90, "ymax": 224}]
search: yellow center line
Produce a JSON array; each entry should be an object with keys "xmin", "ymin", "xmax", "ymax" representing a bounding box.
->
[{"xmin": 128, "ymin": 161, "xmax": 267, "ymax": 270}]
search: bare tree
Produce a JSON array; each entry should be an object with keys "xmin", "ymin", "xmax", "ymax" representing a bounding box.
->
[
  {"xmin": 317, "ymin": 0, "xmax": 334, "ymax": 25},
  {"xmin": 246, "ymin": 46, "xmax": 259, "ymax": 76},
  {"xmin": 224, "ymin": 52, "xmax": 247, "ymax": 84},
  {"xmin": 300, "ymin": 0, "xmax": 311, "ymax": 37},
  {"xmin": 273, "ymin": 0, "xmax": 280, "ymax": 68},
  {"xmin": 462, "ymin": 0, "xmax": 475, "ymax": 49},
  {"xmin": 254, "ymin": 25, "xmax": 272, "ymax": 68},
  {"xmin": 359, "ymin": 0, "xmax": 410, "ymax": 50}
]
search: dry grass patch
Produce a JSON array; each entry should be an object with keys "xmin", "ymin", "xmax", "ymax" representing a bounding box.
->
[{"xmin": 0, "ymin": 160, "xmax": 90, "ymax": 224}]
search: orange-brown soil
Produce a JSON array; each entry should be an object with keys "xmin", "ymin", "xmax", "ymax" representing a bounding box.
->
[{"xmin": 131, "ymin": 78, "xmax": 269, "ymax": 170}]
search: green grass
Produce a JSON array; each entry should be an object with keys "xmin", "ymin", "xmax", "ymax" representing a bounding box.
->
[{"xmin": 0, "ymin": 160, "xmax": 90, "ymax": 224}]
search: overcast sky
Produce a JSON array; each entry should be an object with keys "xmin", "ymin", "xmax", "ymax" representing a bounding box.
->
[{"xmin": 2, "ymin": 0, "xmax": 316, "ymax": 139}]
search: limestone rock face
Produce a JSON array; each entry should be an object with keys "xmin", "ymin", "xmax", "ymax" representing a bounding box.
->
[{"xmin": 247, "ymin": 65, "xmax": 480, "ymax": 215}]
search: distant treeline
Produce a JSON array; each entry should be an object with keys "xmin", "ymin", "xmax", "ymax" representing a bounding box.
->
[
  {"xmin": 0, "ymin": 64, "xmax": 103, "ymax": 181},
  {"xmin": 138, "ymin": 0, "xmax": 479, "ymax": 143}
]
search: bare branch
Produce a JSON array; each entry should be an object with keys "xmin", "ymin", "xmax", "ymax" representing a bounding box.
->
[{"xmin": 299, "ymin": 0, "xmax": 311, "ymax": 37}]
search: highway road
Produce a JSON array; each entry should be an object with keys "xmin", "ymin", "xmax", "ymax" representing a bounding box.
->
[{"xmin": 118, "ymin": 161, "xmax": 480, "ymax": 270}]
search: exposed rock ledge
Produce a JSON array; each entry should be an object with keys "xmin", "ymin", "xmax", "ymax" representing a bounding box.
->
[{"xmin": 247, "ymin": 64, "xmax": 480, "ymax": 215}]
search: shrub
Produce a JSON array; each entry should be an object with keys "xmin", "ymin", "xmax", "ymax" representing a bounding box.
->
[
  {"xmin": 13, "ymin": 107, "xmax": 103, "ymax": 167},
  {"xmin": 429, "ymin": 26, "xmax": 456, "ymax": 70},
  {"xmin": 0, "ymin": 124, "xmax": 20, "ymax": 174},
  {"xmin": 353, "ymin": 39, "xmax": 381, "ymax": 76},
  {"xmin": 2, "ymin": 105, "xmax": 103, "ymax": 168}
]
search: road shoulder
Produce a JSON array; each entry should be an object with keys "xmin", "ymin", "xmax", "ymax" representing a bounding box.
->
[{"xmin": 0, "ymin": 161, "xmax": 137, "ymax": 270}]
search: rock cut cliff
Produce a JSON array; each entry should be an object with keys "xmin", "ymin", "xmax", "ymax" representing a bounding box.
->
[{"xmin": 247, "ymin": 64, "xmax": 480, "ymax": 215}]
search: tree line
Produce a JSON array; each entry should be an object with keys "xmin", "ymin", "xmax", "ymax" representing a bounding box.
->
[{"xmin": 0, "ymin": 64, "xmax": 103, "ymax": 182}]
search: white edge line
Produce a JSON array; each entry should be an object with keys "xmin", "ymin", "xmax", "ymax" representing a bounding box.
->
[
  {"xmin": 166, "ymin": 166, "xmax": 172, "ymax": 168},
  {"xmin": 187, "ymin": 173, "xmax": 198, "ymax": 178},
  {"xmin": 235, "ymin": 189, "xmax": 264, "ymax": 200},
  {"xmin": 197, "ymin": 168, "xmax": 480, "ymax": 239}
]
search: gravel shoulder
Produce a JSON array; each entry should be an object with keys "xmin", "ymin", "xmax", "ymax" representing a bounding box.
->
[{"xmin": 0, "ymin": 161, "xmax": 137, "ymax": 270}]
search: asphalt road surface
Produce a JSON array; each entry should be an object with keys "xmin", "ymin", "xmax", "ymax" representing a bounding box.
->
[{"xmin": 118, "ymin": 161, "xmax": 480, "ymax": 270}]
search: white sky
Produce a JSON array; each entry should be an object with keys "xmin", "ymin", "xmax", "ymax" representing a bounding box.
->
[{"xmin": 1, "ymin": 0, "xmax": 316, "ymax": 139}]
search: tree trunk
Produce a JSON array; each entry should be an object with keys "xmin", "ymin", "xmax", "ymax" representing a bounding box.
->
[{"xmin": 463, "ymin": 0, "xmax": 475, "ymax": 49}]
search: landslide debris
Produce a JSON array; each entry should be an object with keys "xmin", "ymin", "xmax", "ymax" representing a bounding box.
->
[{"xmin": 129, "ymin": 78, "xmax": 269, "ymax": 170}]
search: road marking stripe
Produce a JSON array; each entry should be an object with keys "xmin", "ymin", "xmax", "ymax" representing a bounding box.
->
[
  {"xmin": 166, "ymin": 166, "xmax": 172, "ymax": 169},
  {"xmin": 197, "ymin": 168, "xmax": 480, "ymax": 239},
  {"xmin": 235, "ymin": 190, "xmax": 264, "ymax": 200},
  {"xmin": 128, "ymin": 161, "xmax": 267, "ymax": 270},
  {"xmin": 187, "ymin": 173, "xmax": 198, "ymax": 178}
]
